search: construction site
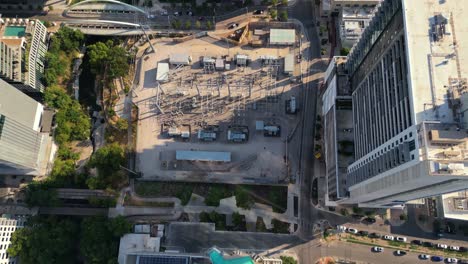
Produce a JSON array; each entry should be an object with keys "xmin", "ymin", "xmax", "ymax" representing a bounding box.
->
[{"xmin": 134, "ymin": 23, "xmax": 304, "ymax": 185}]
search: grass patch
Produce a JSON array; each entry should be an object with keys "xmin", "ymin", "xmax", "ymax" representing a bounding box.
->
[
  {"xmin": 388, "ymin": 241, "xmax": 407, "ymax": 248},
  {"xmin": 346, "ymin": 238, "xmax": 379, "ymax": 247},
  {"xmin": 123, "ymin": 196, "xmax": 174, "ymax": 207},
  {"xmin": 134, "ymin": 181, "xmax": 288, "ymax": 209},
  {"xmin": 199, "ymin": 211, "xmax": 226, "ymax": 230}
]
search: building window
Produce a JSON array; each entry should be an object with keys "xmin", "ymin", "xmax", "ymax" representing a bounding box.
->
[
  {"xmin": 0, "ymin": 115, "xmax": 5, "ymax": 140},
  {"xmin": 409, "ymin": 140, "xmax": 416, "ymax": 151}
]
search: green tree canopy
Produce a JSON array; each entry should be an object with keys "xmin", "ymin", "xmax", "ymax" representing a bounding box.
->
[
  {"xmin": 87, "ymin": 40, "xmax": 130, "ymax": 79},
  {"xmin": 8, "ymin": 216, "xmax": 79, "ymax": 264},
  {"xmin": 44, "ymin": 86, "xmax": 91, "ymax": 145},
  {"xmin": 80, "ymin": 216, "xmax": 131, "ymax": 264}
]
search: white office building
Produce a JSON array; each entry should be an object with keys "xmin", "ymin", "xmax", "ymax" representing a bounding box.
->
[
  {"xmin": 0, "ymin": 79, "xmax": 55, "ymax": 175},
  {"xmin": 0, "ymin": 214, "xmax": 26, "ymax": 264},
  {"xmin": 335, "ymin": 0, "xmax": 468, "ymax": 208}
]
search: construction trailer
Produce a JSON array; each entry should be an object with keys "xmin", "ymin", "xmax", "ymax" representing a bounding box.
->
[
  {"xmin": 263, "ymin": 125, "xmax": 281, "ymax": 137},
  {"xmin": 215, "ymin": 58, "xmax": 225, "ymax": 71},
  {"xmin": 176, "ymin": 150, "xmax": 231, "ymax": 162},
  {"xmin": 169, "ymin": 53, "xmax": 192, "ymax": 65},
  {"xmin": 235, "ymin": 54, "xmax": 249, "ymax": 67},
  {"xmin": 284, "ymin": 53, "xmax": 294, "ymax": 75},
  {"xmin": 167, "ymin": 127, "xmax": 190, "ymax": 139},
  {"xmin": 156, "ymin": 62, "xmax": 169, "ymax": 83},
  {"xmin": 227, "ymin": 126, "xmax": 249, "ymax": 143},
  {"xmin": 285, "ymin": 96, "xmax": 297, "ymax": 114},
  {"xmin": 197, "ymin": 130, "xmax": 217, "ymax": 141}
]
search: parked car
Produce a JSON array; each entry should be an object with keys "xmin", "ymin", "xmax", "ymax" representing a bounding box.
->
[
  {"xmin": 423, "ymin": 241, "xmax": 435, "ymax": 247},
  {"xmin": 383, "ymin": 235, "xmax": 394, "ymax": 240},
  {"xmin": 419, "ymin": 254, "xmax": 430, "ymax": 260},
  {"xmin": 395, "ymin": 250, "xmax": 407, "ymax": 256},
  {"xmin": 396, "ymin": 236, "xmax": 407, "ymax": 242},
  {"xmin": 437, "ymin": 244, "xmax": 448, "ymax": 249},
  {"xmin": 186, "ymin": 11, "xmax": 193, "ymax": 16},
  {"xmin": 347, "ymin": 228, "xmax": 358, "ymax": 234},
  {"xmin": 358, "ymin": 231, "xmax": 369, "ymax": 236},
  {"xmin": 446, "ymin": 258, "xmax": 458, "ymax": 263},
  {"xmin": 412, "ymin": 240, "xmax": 423, "ymax": 245},
  {"xmin": 431, "ymin": 256, "xmax": 444, "ymax": 262},
  {"xmin": 160, "ymin": 10, "xmax": 168, "ymax": 16},
  {"xmin": 368, "ymin": 233, "xmax": 381, "ymax": 238},
  {"xmin": 459, "ymin": 247, "xmax": 468, "ymax": 252},
  {"xmin": 459, "ymin": 259, "xmax": 468, "ymax": 264},
  {"xmin": 336, "ymin": 225, "xmax": 347, "ymax": 232},
  {"xmin": 253, "ymin": 10, "xmax": 264, "ymax": 15},
  {"xmin": 227, "ymin": 23, "xmax": 239, "ymax": 29},
  {"xmin": 450, "ymin": 246, "xmax": 460, "ymax": 251},
  {"xmin": 372, "ymin": 247, "xmax": 384, "ymax": 252},
  {"xmin": 198, "ymin": 16, "xmax": 205, "ymax": 21},
  {"xmin": 173, "ymin": 11, "xmax": 181, "ymax": 16},
  {"xmin": 363, "ymin": 217, "xmax": 376, "ymax": 224}
]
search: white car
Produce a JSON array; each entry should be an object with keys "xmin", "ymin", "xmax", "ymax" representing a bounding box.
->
[
  {"xmin": 396, "ymin": 236, "xmax": 407, "ymax": 242},
  {"xmin": 450, "ymin": 246, "xmax": 460, "ymax": 251},
  {"xmin": 446, "ymin": 258, "xmax": 458, "ymax": 263},
  {"xmin": 336, "ymin": 225, "xmax": 347, "ymax": 232},
  {"xmin": 347, "ymin": 228, "xmax": 358, "ymax": 234},
  {"xmin": 437, "ymin": 244, "xmax": 448, "ymax": 249},
  {"xmin": 419, "ymin": 254, "xmax": 430, "ymax": 260},
  {"xmin": 383, "ymin": 235, "xmax": 394, "ymax": 240},
  {"xmin": 372, "ymin": 247, "xmax": 384, "ymax": 252}
]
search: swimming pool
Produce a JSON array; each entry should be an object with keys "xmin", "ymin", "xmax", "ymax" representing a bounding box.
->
[
  {"xmin": 4, "ymin": 26, "xmax": 26, "ymax": 37},
  {"xmin": 208, "ymin": 250, "xmax": 254, "ymax": 264}
]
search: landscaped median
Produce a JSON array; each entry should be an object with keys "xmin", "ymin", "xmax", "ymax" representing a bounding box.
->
[{"xmin": 335, "ymin": 233, "xmax": 468, "ymax": 260}]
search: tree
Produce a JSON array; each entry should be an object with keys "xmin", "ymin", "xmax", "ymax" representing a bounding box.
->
[
  {"xmin": 280, "ymin": 256, "xmax": 297, "ymax": 264},
  {"xmin": 271, "ymin": 0, "xmax": 278, "ymax": 5},
  {"xmin": 235, "ymin": 186, "xmax": 254, "ymax": 209},
  {"xmin": 48, "ymin": 5, "xmax": 54, "ymax": 11},
  {"xmin": 281, "ymin": 0, "xmax": 288, "ymax": 5},
  {"xmin": 115, "ymin": 118, "xmax": 128, "ymax": 131},
  {"xmin": 87, "ymin": 40, "xmax": 129, "ymax": 79},
  {"xmin": 172, "ymin": 20, "xmax": 182, "ymax": 29},
  {"xmin": 25, "ymin": 184, "xmax": 60, "ymax": 207},
  {"xmin": 270, "ymin": 9, "xmax": 278, "ymax": 20},
  {"xmin": 399, "ymin": 213, "xmax": 407, "ymax": 221},
  {"xmin": 206, "ymin": 20, "xmax": 213, "ymax": 30},
  {"xmin": 80, "ymin": 216, "xmax": 131, "ymax": 264},
  {"xmin": 340, "ymin": 47, "xmax": 350, "ymax": 56},
  {"xmin": 8, "ymin": 216, "xmax": 79, "ymax": 264},
  {"xmin": 184, "ymin": 20, "xmax": 192, "ymax": 30},
  {"xmin": 89, "ymin": 143, "xmax": 125, "ymax": 175},
  {"xmin": 205, "ymin": 186, "xmax": 231, "ymax": 206},
  {"xmin": 88, "ymin": 143, "xmax": 126, "ymax": 189},
  {"xmin": 195, "ymin": 20, "xmax": 201, "ymax": 29},
  {"xmin": 279, "ymin": 10, "xmax": 288, "ymax": 21}
]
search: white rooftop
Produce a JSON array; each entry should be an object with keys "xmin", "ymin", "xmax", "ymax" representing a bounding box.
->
[
  {"xmin": 118, "ymin": 234, "xmax": 160, "ymax": 264},
  {"xmin": 403, "ymin": 0, "xmax": 468, "ymax": 124},
  {"xmin": 441, "ymin": 190, "xmax": 468, "ymax": 221},
  {"xmin": 0, "ymin": 78, "xmax": 43, "ymax": 131}
]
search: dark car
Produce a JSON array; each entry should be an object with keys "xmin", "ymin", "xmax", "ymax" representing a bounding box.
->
[
  {"xmin": 460, "ymin": 247, "xmax": 468, "ymax": 252},
  {"xmin": 227, "ymin": 23, "xmax": 239, "ymax": 29},
  {"xmin": 253, "ymin": 10, "xmax": 264, "ymax": 15},
  {"xmin": 395, "ymin": 250, "xmax": 407, "ymax": 256},
  {"xmin": 368, "ymin": 232, "xmax": 381, "ymax": 238},
  {"xmin": 423, "ymin": 241, "xmax": 435, "ymax": 247},
  {"xmin": 431, "ymin": 256, "xmax": 444, "ymax": 262},
  {"xmin": 363, "ymin": 217, "xmax": 376, "ymax": 224},
  {"xmin": 358, "ymin": 231, "xmax": 369, "ymax": 236},
  {"xmin": 412, "ymin": 240, "xmax": 423, "ymax": 245},
  {"xmin": 459, "ymin": 259, "xmax": 468, "ymax": 264}
]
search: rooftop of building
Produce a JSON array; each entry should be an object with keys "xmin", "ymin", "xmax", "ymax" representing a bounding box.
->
[
  {"xmin": 441, "ymin": 190, "xmax": 468, "ymax": 221},
  {"xmin": 0, "ymin": 78, "xmax": 43, "ymax": 131},
  {"xmin": 403, "ymin": 0, "xmax": 468, "ymax": 124},
  {"xmin": 269, "ymin": 29, "xmax": 295, "ymax": 44},
  {"xmin": 419, "ymin": 122, "xmax": 467, "ymax": 176}
]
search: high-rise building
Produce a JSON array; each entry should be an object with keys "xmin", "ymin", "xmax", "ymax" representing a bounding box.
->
[
  {"xmin": 0, "ymin": 19, "xmax": 48, "ymax": 100},
  {"xmin": 323, "ymin": 0, "xmax": 468, "ymax": 208},
  {"xmin": 0, "ymin": 214, "xmax": 26, "ymax": 264},
  {"xmin": 0, "ymin": 79, "xmax": 54, "ymax": 175}
]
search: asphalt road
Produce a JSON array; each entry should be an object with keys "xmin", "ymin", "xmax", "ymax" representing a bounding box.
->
[{"xmin": 290, "ymin": 0, "xmax": 330, "ymax": 241}]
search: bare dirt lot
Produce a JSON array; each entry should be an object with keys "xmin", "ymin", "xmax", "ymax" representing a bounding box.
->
[{"xmin": 134, "ymin": 30, "xmax": 302, "ymax": 185}]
